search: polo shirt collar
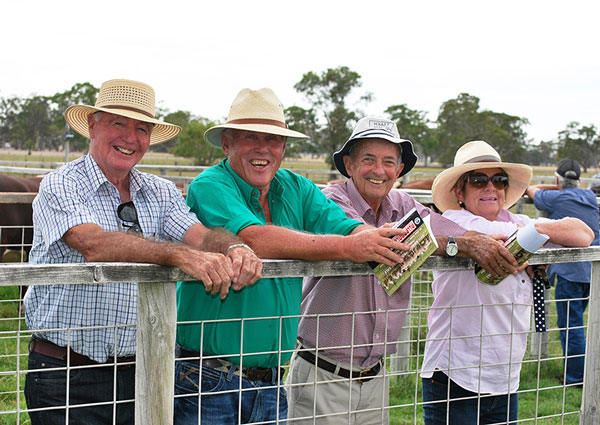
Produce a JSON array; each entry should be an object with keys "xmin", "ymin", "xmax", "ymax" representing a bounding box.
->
[{"xmin": 223, "ymin": 158, "xmax": 284, "ymax": 202}]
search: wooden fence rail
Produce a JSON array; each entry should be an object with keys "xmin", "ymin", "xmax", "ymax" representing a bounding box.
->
[{"xmin": 1, "ymin": 248, "xmax": 600, "ymax": 424}]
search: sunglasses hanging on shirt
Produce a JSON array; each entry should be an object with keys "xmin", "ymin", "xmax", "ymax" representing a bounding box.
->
[{"xmin": 117, "ymin": 201, "xmax": 143, "ymax": 235}]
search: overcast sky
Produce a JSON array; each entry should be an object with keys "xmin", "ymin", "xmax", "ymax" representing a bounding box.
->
[{"xmin": 2, "ymin": 0, "xmax": 598, "ymax": 144}]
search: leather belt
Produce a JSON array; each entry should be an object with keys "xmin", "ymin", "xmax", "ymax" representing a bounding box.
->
[
  {"xmin": 29, "ymin": 338, "xmax": 135, "ymax": 370},
  {"xmin": 296, "ymin": 347, "xmax": 382, "ymax": 383},
  {"xmin": 179, "ymin": 348, "xmax": 283, "ymax": 383}
]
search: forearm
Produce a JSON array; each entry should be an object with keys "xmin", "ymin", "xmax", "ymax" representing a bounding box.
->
[
  {"xmin": 65, "ymin": 226, "xmax": 190, "ymax": 266},
  {"xmin": 535, "ymin": 218, "xmax": 594, "ymax": 247},
  {"xmin": 238, "ymin": 224, "xmax": 348, "ymax": 260}
]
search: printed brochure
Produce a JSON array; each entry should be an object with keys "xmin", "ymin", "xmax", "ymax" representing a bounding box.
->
[{"xmin": 371, "ymin": 208, "xmax": 437, "ymax": 295}]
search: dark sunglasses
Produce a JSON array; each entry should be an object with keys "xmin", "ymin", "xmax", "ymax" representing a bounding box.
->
[
  {"xmin": 117, "ymin": 201, "xmax": 143, "ymax": 235},
  {"xmin": 466, "ymin": 172, "xmax": 509, "ymax": 190}
]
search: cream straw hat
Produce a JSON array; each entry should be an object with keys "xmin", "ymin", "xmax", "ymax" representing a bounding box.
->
[
  {"xmin": 204, "ymin": 88, "xmax": 308, "ymax": 147},
  {"xmin": 432, "ymin": 140, "xmax": 533, "ymax": 212},
  {"xmin": 64, "ymin": 79, "xmax": 181, "ymax": 145}
]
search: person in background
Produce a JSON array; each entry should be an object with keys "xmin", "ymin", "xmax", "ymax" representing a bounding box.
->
[
  {"xmin": 174, "ymin": 90, "xmax": 413, "ymax": 425},
  {"xmin": 286, "ymin": 117, "xmax": 522, "ymax": 425},
  {"xmin": 24, "ymin": 79, "xmax": 261, "ymax": 425},
  {"xmin": 421, "ymin": 141, "xmax": 593, "ymax": 424},
  {"xmin": 526, "ymin": 158, "xmax": 600, "ymax": 386},
  {"xmin": 587, "ymin": 162, "xmax": 600, "ymax": 194}
]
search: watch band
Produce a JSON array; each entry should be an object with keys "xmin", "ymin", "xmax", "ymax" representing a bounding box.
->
[{"xmin": 226, "ymin": 243, "xmax": 254, "ymax": 254}]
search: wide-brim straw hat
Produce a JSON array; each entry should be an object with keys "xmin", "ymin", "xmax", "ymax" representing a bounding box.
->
[
  {"xmin": 332, "ymin": 116, "xmax": 417, "ymax": 178},
  {"xmin": 432, "ymin": 140, "xmax": 533, "ymax": 212},
  {"xmin": 64, "ymin": 79, "xmax": 181, "ymax": 145},
  {"xmin": 204, "ymin": 88, "xmax": 308, "ymax": 148}
]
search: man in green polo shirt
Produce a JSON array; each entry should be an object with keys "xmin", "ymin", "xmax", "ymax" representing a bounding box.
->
[{"xmin": 174, "ymin": 88, "xmax": 410, "ymax": 425}]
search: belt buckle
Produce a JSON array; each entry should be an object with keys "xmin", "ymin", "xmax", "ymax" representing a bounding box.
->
[{"xmin": 358, "ymin": 368, "xmax": 370, "ymax": 384}]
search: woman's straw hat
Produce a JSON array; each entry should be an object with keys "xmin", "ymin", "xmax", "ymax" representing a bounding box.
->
[
  {"xmin": 64, "ymin": 79, "xmax": 181, "ymax": 145},
  {"xmin": 432, "ymin": 140, "xmax": 533, "ymax": 212},
  {"xmin": 204, "ymin": 88, "xmax": 308, "ymax": 147}
]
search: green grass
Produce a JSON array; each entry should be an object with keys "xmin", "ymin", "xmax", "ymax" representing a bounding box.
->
[{"xmin": 0, "ymin": 285, "xmax": 30, "ymax": 425}]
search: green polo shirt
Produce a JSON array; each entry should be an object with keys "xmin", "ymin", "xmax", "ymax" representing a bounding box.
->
[{"xmin": 176, "ymin": 159, "xmax": 361, "ymax": 368}]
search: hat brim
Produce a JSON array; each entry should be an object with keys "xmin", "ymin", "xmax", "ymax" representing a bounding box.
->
[
  {"xmin": 431, "ymin": 162, "xmax": 533, "ymax": 212},
  {"xmin": 332, "ymin": 135, "xmax": 418, "ymax": 178},
  {"xmin": 204, "ymin": 123, "xmax": 308, "ymax": 148},
  {"xmin": 65, "ymin": 105, "xmax": 181, "ymax": 145}
]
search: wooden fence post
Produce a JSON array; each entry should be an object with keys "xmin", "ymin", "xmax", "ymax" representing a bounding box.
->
[
  {"xmin": 580, "ymin": 261, "xmax": 600, "ymax": 424},
  {"xmin": 135, "ymin": 281, "xmax": 177, "ymax": 425}
]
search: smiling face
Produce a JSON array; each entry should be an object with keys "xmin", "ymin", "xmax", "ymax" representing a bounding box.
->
[
  {"xmin": 343, "ymin": 138, "xmax": 404, "ymax": 215},
  {"xmin": 222, "ymin": 129, "xmax": 286, "ymax": 195},
  {"xmin": 455, "ymin": 167, "xmax": 507, "ymax": 221},
  {"xmin": 88, "ymin": 112, "xmax": 152, "ymax": 180}
]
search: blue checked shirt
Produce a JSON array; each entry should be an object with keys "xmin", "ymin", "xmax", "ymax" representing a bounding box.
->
[{"xmin": 24, "ymin": 154, "xmax": 199, "ymax": 362}]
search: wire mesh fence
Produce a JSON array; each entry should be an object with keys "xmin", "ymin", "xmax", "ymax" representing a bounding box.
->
[{"xmin": 1, "ymin": 243, "xmax": 598, "ymax": 424}]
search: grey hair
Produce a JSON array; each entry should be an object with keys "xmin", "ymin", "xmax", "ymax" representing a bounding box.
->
[
  {"xmin": 348, "ymin": 139, "xmax": 403, "ymax": 167},
  {"xmin": 93, "ymin": 111, "xmax": 104, "ymax": 122},
  {"xmin": 555, "ymin": 172, "xmax": 579, "ymax": 188}
]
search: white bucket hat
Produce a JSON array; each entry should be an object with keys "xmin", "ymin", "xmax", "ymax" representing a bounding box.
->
[
  {"xmin": 332, "ymin": 116, "xmax": 417, "ymax": 178},
  {"xmin": 64, "ymin": 79, "xmax": 181, "ymax": 145},
  {"xmin": 204, "ymin": 88, "xmax": 308, "ymax": 147},
  {"xmin": 432, "ymin": 140, "xmax": 533, "ymax": 212}
]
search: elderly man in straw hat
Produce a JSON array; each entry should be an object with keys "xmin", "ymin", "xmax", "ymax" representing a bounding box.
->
[
  {"xmin": 420, "ymin": 141, "xmax": 593, "ymax": 424},
  {"xmin": 23, "ymin": 79, "xmax": 261, "ymax": 425},
  {"xmin": 287, "ymin": 117, "xmax": 530, "ymax": 425},
  {"xmin": 173, "ymin": 90, "xmax": 416, "ymax": 424},
  {"xmin": 526, "ymin": 159, "xmax": 600, "ymax": 387}
]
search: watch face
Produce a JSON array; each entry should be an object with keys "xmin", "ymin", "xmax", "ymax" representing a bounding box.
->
[
  {"xmin": 446, "ymin": 244, "xmax": 459, "ymax": 256},
  {"xmin": 446, "ymin": 238, "xmax": 458, "ymax": 257}
]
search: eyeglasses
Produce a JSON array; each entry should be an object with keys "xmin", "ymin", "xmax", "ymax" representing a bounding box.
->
[
  {"xmin": 117, "ymin": 201, "xmax": 143, "ymax": 235},
  {"xmin": 466, "ymin": 172, "xmax": 509, "ymax": 190}
]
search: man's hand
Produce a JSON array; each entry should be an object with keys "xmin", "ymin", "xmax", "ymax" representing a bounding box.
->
[
  {"xmin": 226, "ymin": 246, "xmax": 262, "ymax": 291},
  {"xmin": 176, "ymin": 250, "xmax": 235, "ymax": 300},
  {"xmin": 345, "ymin": 224, "xmax": 410, "ymax": 266},
  {"xmin": 464, "ymin": 234, "xmax": 519, "ymax": 277}
]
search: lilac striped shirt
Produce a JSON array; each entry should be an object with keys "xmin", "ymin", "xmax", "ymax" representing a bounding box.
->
[{"xmin": 297, "ymin": 179, "xmax": 465, "ymax": 368}]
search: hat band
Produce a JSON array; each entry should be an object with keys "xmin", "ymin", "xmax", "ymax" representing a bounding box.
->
[
  {"xmin": 463, "ymin": 154, "xmax": 500, "ymax": 164},
  {"xmin": 228, "ymin": 118, "xmax": 288, "ymax": 129},
  {"xmin": 99, "ymin": 105, "xmax": 155, "ymax": 119}
]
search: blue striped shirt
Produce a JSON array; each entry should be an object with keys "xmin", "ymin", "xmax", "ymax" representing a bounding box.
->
[{"xmin": 24, "ymin": 154, "xmax": 199, "ymax": 362}]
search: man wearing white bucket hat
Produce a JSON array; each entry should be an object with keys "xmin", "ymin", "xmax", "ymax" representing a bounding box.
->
[
  {"xmin": 420, "ymin": 141, "xmax": 593, "ymax": 424},
  {"xmin": 174, "ymin": 91, "xmax": 415, "ymax": 424},
  {"xmin": 24, "ymin": 79, "xmax": 261, "ymax": 425},
  {"xmin": 286, "ymin": 117, "xmax": 526, "ymax": 425}
]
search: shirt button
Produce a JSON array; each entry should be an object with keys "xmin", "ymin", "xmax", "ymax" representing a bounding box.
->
[
  {"xmin": 252, "ymin": 191, "xmax": 257, "ymax": 196},
  {"xmin": 375, "ymin": 334, "xmax": 380, "ymax": 339},
  {"xmin": 256, "ymin": 208, "xmax": 261, "ymax": 212},
  {"xmin": 521, "ymin": 279, "xmax": 526, "ymax": 283}
]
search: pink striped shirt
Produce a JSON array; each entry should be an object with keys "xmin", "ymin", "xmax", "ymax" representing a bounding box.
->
[{"xmin": 297, "ymin": 179, "xmax": 466, "ymax": 368}]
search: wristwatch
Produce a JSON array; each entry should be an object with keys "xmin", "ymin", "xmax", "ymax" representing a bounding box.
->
[{"xmin": 445, "ymin": 236, "xmax": 459, "ymax": 257}]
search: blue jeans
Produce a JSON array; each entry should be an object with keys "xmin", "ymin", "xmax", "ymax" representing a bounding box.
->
[
  {"xmin": 25, "ymin": 350, "xmax": 135, "ymax": 425},
  {"xmin": 422, "ymin": 372, "xmax": 518, "ymax": 425},
  {"xmin": 555, "ymin": 276, "xmax": 589, "ymax": 384},
  {"xmin": 174, "ymin": 359, "xmax": 287, "ymax": 425}
]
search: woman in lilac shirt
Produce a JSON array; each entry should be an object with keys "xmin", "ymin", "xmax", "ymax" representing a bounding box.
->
[{"xmin": 420, "ymin": 141, "xmax": 593, "ymax": 425}]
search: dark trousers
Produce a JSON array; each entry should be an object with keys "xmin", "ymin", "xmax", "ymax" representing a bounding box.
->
[
  {"xmin": 25, "ymin": 350, "xmax": 135, "ymax": 425},
  {"xmin": 555, "ymin": 276, "xmax": 589, "ymax": 384},
  {"xmin": 422, "ymin": 372, "xmax": 518, "ymax": 425}
]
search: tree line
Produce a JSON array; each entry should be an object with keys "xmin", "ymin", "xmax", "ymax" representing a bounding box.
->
[{"xmin": 1, "ymin": 66, "xmax": 598, "ymax": 171}]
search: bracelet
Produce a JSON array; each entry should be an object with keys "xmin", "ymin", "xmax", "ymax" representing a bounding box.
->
[{"xmin": 225, "ymin": 243, "xmax": 254, "ymax": 254}]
